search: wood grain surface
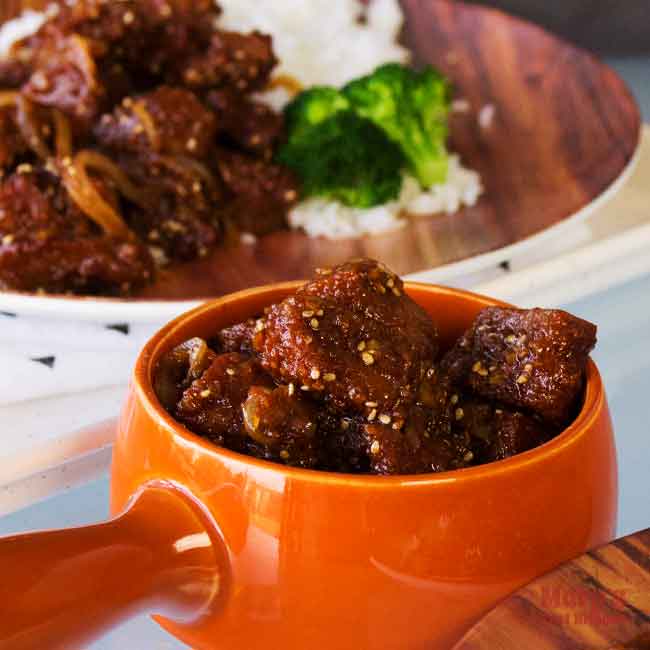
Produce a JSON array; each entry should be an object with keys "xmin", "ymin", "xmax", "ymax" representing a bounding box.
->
[
  {"xmin": 0, "ymin": 0, "xmax": 642, "ymax": 301},
  {"xmin": 470, "ymin": 0, "xmax": 650, "ymax": 55},
  {"xmin": 454, "ymin": 529, "xmax": 650, "ymax": 650}
]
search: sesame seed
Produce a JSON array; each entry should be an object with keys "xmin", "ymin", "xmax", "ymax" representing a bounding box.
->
[
  {"xmin": 426, "ymin": 367, "xmax": 436, "ymax": 378},
  {"xmin": 392, "ymin": 288, "xmax": 402, "ymax": 297},
  {"xmin": 524, "ymin": 363, "xmax": 533, "ymax": 372},
  {"xmin": 234, "ymin": 49, "xmax": 246, "ymax": 61},
  {"xmin": 477, "ymin": 368, "xmax": 489, "ymax": 377},
  {"xmin": 192, "ymin": 181, "xmax": 202, "ymax": 193},
  {"xmin": 357, "ymin": 341, "xmax": 366, "ymax": 351},
  {"xmin": 2, "ymin": 234, "xmax": 14, "ymax": 245},
  {"xmin": 379, "ymin": 414, "xmax": 391, "ymax": 425},
  {"xmin": 370, "ymin": 440, "xmax": 380, "ymax": 455},
  {"xmin": 516, "ymin": 373, "xmax": 529, "ymax": 384},
  {"xmin": 495, "ymin": 409, "xmax": 503, "ymax": 414},
  {"xmin": 377, "ymin": 285, "xmax": 387, "ymax": 294},
  {"xmin": 255, "ymin": 319, "xmax": 265, "ymax": 332},
  {"xmin": 226, "ymin": 368, "xmax": 236, "ymax": 376},
  {"xmin": 472, "ymin": 361, "xmax": 483, "ymax": 373},
  {"xmin": 300, "ymin": 385, "xmax": 310, "ymax": 391},
  {"xmin": 455, "ymin": 407, "xmax": 465, "ymax": 420},
  {"xmin": 341, "ymin": 419, "xmax": 350, "ymax": 430},
  {"xmin": 302, "ymin": 310, "xmax": 314, "ymax": 318},
  {"xmin": 284, "ymin": 189, "xmax": 297, "ymax": 202},
  {"xmin": 392, "ymin": 420, "xmax": 403, "ymax": 430},
  {"xmin": 505, "ymin": 334, "xmax": 516, "ymax": 343},
  {"xmin": 367, "ymin": 408, "xmax": 377, "ymax": 422},
  {"xmin": 310, "ymin": 368, "xmax": 320, "ymax": 380},
  {"xmin": 464, "ymin": 451, "xmax": 474, "ymax": 462},
  {"xmin": 17, "ymin": 163, "xmax": 33, "ymax": 174},
  {"xmin": 362, "ymin": 352, "xmax": 374, "ymax": 366},
  {"xmin": 288, "ymin": 383, "xmax": 295, "ymax": 396},
  {"xmin": 450, "ymin": 394, "xmax": 459, "ymax": 405},
  {"xmin": 133, "ymin": 124, "xmax": 144, "ymax": 135},
  {"xmin": 365, "ymin": 401, "xmax": 378, "ymax": 407},
  {"xmin": 160, "ymin": 3, "xmax": 172, "ymax": 17},
  {"xmin": 310, "ymin": 318, "xmax": 319, "ymax": 330},
  {"xmin": 123, "ymin": 10, "xmax": 135, "ymax": 24},
  {"xmin": 186, "ymin": 137, "xmax": 198, "ymax": 152},
  {"xmin": 280, "ymin": 450, "xmax": 290, "ymax": 460},
  {"xmin": 200, "ymin": 389, "xmax": 211, "ymax": 398},
  {"xmin": 323, "ymin": 373, "xmax": 336, "ymax": 382},
  {"xmin": 315, "ymin": 267, "xmax": 332, "ymax": 275},
  {"xmin": 316, "ymin": 309, "xmax": 324, "ymax": 317}
]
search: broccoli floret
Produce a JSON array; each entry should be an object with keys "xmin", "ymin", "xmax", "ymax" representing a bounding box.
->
[
  {"xmin": 278, "ymin": 111, "xmax": 405, "ymax": 208},
  {"xmin": 344, "ymin": 63, "xmax": 451, "ymax": 188},
  {"xmin": 283, "ymin": 86, "xmax": 350, "ymax": 142}
]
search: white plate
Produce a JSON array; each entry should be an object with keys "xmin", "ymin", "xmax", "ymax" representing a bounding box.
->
[{"xmin": 0, "ymin": 130, "xmax": 642, "ymax": 325}]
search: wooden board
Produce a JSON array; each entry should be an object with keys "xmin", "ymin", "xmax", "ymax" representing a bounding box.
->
[
  {"xmin": 470, "ymin": 0, "xmax": 650, "ymax": 55},
  {"xmin": 0, "ymin": 0, "xmax": 642, "ymax": 301},
  {"xmin": 454, "ymin": 528, "xmax": 650, "ymax": 650}
]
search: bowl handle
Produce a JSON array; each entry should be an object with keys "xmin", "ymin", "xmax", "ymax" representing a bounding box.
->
[{"xmin": 0, "ymin": 483, "xmax": 228, "ymax": 650}]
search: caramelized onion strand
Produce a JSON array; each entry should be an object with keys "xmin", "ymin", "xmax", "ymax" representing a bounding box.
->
[{"xmin": 61, "ymin": 152, "xmax": 133, "ymax": 240}]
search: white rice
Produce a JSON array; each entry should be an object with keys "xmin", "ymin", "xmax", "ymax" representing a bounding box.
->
[
  {"xmin": 0, "ymin": 10, "xmax": 47, "ymax": 56},
  {"xmin": 218, "ymin": 0, "xmax": 410, "ymax": 89},
  {"xmin": 289, "ymin": 155, "xmax": 483, "ymax": 239},
  {"xmin": 0, "ymin": 1, "xmax": 483, "ymax": 241}
]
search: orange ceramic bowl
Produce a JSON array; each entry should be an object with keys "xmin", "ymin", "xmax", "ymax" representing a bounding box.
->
[{"xmin": 0, "ymin": 283, "xmax": 617, "ymax": 650}]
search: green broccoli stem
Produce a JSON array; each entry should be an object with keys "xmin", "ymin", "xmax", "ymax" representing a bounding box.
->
[{"xmin": 408, "ymin": 148, "xmax": 449, "ymax": 188}]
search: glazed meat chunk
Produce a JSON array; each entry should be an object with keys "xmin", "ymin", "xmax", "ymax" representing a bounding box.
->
[
  {"xmin": 0, "ymin": 60, "xmax": 32, "ymax": 88},
  {"xmin": 443, "ymin": 307, "xmax": 597, "ymax": 424},
  {"xmin": 213, "ymin": 319, "xmax": 257, "ymax": 354},
  {"xmin": 175, "ymin": 352, "xmax": 274, "ymax": 450},
  {"xmin": 218, "ymin": 151, "xmax": 299, "ymax": 235},
  {"xmin": 207, "ymin": 89, "xmax": 284, "ymax": 158},
  {"xmin": 118, "ymin": 152, "xmax": 223, "ymax": 261},
  {"xmin": 0, "ymin": 167, "xmax": 152, "ymax": 295},
  {"xmin": 243, "ymin": 385, "xmax": 320, "ymax": 468},
  {"xmin": 452, "ymin": 398, "xmax": 552, "ymax": 464},
  {"xmin": 181, "ymin": 30, "xmax": 277, "ymax": 92},
  {"xmin": 21, "ymin": 32, "xmax": 107, "ymax": 127},
  {"xmin": 154, "ymin": 337, "xmax": 218, "ymax": 411},
  {"xmin": 254, "ymin": 259, "xmax": 440, "ymax": 424},
  {"xmin": 0, "ymin": 107, "xmax": 28, "ymax": 170},
  {"xmin": 319, "ymin": 413, "xmax": 370, "ymax": 473},
  {"xmin": 364, "ymin": 403, "xmax": 472, "ymax": 475},
  {"xmin": 95, "ymin": 87, "xmax": 217, "ymax": 158}
]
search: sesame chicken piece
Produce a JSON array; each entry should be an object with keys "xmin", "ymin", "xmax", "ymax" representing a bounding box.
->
[
  {"xmin": 243, "ymin": 385, "xmax": 321, "ymax": 468},
  {"xmin": 253, "ymin": 259, "xmax": 440, "ymax": 425},
  {"xmin": 0, "ymin": 107, "xmax": 29, "ymax": 170},
  {"xmin": 217, "ymin": 150, "xmax": 299, "ymax": 236},
  {"xmin": 175, "ymin": 352, "xmax": 274, "ymax": 450},
  {"xmin": 212, "ymin": 318, "xmax": 257, "ymax": 354},
  {"xmin": 116, "ymin": 152, "xmax": 223, "ymax": 262},
  {"xmin": 0, "ymin": 167, "xmax": 153, "ymax": 295},
  {"xmin": 207, "ymin": 88, "xmax": 285, "ymax": 158},
  {"xmin": 95, "ymin": 86, "xmax": 216, "ymax": 158},
  {"xmin": 180, "ymin": 30, "xmax": 277, "ymax": 93},
  {"xmin": 153, "ymin": 337, "xmax": 218, "ymax": 411},
  {"xmin": 442, "ymin": 307, "xmax": 596, "ymax": 424},
  {"xmin": 0, "ymin": 60, "xmax": 32, "ymax": 88},
  {"xmin": 451, "ymin": 397, "xmax": 554, "ymax": 464}
]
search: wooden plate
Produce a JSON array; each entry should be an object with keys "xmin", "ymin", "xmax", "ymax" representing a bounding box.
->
[
  {"xmin": 454, "ymin": 528, "xmax": 650, "ymax": 650},
  {"xmin": 0, "ymin": 0, "xmax": 641, "ymax": 303}
]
